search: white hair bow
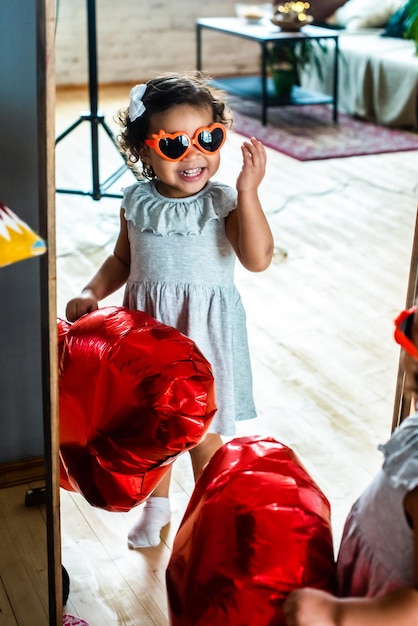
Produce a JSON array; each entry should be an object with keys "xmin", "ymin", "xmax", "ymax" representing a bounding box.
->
[{"xmin": 129, "ymin": 83, "xmax": 147, "ymax": 121}]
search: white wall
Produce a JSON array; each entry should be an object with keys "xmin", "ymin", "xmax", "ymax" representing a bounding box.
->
[{"xmin": 55, "ymin": 0, "xmax": 262, "ymax": 86}]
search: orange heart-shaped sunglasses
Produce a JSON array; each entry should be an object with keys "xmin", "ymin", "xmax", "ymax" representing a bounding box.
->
[
  {"xmin": 145, "ymin": 123, "xmax": 226, "ymax": 162},
  {"xmin": 394, "ymin": 306, "xmax": 418, "ymax": 359}
]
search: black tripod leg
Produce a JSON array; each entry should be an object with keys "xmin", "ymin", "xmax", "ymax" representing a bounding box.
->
[
  {"xmin": 90, "ymin": 115, "xmax": 101, "ymax": 200},
  {"xmin": 55, "ymin": 117, "xmax": 84, "ymax": 145},
  {"xmin": 101, "ymin": 117, "xmax": 122, "ymax": 152},
  {"xmin": 55, "ymin": 0, "xmax": 129, "ymax": 200}
]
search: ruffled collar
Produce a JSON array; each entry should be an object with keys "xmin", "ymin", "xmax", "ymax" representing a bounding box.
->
[{"xmin": 122, "ymin": 179, "xmax": 236, "ymax": 236}]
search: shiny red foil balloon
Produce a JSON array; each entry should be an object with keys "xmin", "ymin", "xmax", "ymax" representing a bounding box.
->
[
  {"xmin": 166, "ymin": 436, "xmax": 337, "ymax": 626},
  {"xmin": 58, "ymin": 306, "xmax": 216, "ymax": 512}
]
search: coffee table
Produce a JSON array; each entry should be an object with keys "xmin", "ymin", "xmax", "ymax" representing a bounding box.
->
[{"xmin": 196, "ymin": 18, "xmax": 339, "ymax": 126}]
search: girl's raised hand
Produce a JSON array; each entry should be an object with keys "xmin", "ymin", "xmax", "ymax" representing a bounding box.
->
[{"xmin": 236, "ymin": 137, "xmax": 267, "ymax": 193}]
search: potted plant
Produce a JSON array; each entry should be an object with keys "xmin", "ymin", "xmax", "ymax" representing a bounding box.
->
[
  {"xmin": 267, "ymin": 2, "xmax": 327, "ymax": 97},
  {"xmin": 404, "ymin": 0, "xmax": 418, "ymax": 55},
  {"xmin": 266, "ymin": 38, "xmax": 327, "ymax": 97}
]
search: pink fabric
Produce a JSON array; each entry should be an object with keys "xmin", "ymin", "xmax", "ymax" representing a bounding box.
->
[{"xmin": 63, "ymin": 616, "xmax": 89, "ymax": 626}]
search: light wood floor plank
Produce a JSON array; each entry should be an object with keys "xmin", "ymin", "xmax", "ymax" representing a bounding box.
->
[{"xmin": 0, "ymin": 485, "xmax": 49, "ymax": 625}]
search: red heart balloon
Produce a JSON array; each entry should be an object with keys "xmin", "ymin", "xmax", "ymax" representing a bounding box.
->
[
  {"xmin": 167, "ymin": 436, "xmax": 337, "ymax": 625},
  {"xmin": 58, "ymin": 306, "xmax": 216, "ymax": 512}
]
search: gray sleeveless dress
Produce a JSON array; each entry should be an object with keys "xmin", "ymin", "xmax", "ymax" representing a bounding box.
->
[
  {"xmin": 121, "ymin": 179, "xmax": 256, "ymax": 436},
  {"xmin": 337, "ymin": 414, "xmax": 418, "ymax": 597}
]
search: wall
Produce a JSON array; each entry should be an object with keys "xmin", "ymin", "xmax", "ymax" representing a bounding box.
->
[
  {"xmin": 0, "ymin": 2, "xmax": 46, "ymax": 463},
  {"xmin": 55, "ymin": 0, "xmax": 261, "ymax": 86}
]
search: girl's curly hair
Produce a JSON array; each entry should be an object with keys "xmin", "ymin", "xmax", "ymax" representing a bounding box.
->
[{"xmin": 117, "ymin": 72, "xmax": 233, "ymax": 171}]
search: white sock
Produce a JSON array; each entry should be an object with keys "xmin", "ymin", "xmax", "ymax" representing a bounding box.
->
[{"xmin": 127, "ymin": 496, "xmax": 171, "ymax": 549}]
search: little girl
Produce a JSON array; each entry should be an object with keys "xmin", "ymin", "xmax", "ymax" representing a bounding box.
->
[
  {"xmin": 283, "ymin": 305, "xmax": 418, "ymax": 625},
  {"xmin": 66, "ymin": 73, "xmax": 274, "ymax": 549}
]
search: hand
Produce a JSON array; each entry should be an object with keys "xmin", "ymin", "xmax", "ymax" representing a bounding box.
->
[
  {"xmin": 65, "ymin": 289, "xmax": 99, "ymax": 322},
  {"xmin": 283, "ymin": 588, "xmax": 339, "ymax": 626},
  {"xmin": 236, "ymin": 137, "xmax": 267, "ymax": 193}
]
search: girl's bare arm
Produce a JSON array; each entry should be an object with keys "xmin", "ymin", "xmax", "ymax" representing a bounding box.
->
[
  {"xmin": 225, "ymin": 137, "xmax": 274, "ymax": 272},
  {"xmin": 66, "ymin": 209, "xmax": 131, "ymax": 322},
  {"xmin": 283, "ymin": 587, "xmax": 418, "ymax": 626},
  {"xmin": 283, "ymin": 487, "xmax": 418, "ymax": 626}
]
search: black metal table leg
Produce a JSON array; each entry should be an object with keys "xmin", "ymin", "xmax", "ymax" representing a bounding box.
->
[
  {"xmin": 332, "ymin": 36, "xmax": 339, "ymax": 123},
  {"xmin": 196, "ymin": 23, "xmax": 202, "ymax": 72},
  {"xmin": 261, "ymin": 42, "xmax": 268, "ymax": 126}
]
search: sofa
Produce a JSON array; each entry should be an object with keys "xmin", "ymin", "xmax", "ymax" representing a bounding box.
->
[{"xmin": 300, "ymin": 0, "xmax": 418, "ymax": 128}]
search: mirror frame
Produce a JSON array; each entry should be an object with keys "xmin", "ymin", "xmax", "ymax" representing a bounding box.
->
[{"xmin": 38, "ymin": 0, "xmax": 63, "ymax": 623}]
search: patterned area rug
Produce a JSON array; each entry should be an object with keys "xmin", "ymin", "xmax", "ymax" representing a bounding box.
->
[{"xmin": 229, "ymin": 97, "xmax": 418, "ymax": 161}]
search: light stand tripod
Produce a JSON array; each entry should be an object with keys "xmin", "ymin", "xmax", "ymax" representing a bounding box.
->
[{"xmin": 56, "ymin": 0, "xmax": 129, "ymax": 200}]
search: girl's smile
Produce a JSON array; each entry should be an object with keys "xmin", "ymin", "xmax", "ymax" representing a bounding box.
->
[
  {"xmin": 143, "ymin": 104, "xmax": 222, "ymax": 198},
  {"xmin": 178, "ymin": 166, "xmax": 205, "ymax": 181}
]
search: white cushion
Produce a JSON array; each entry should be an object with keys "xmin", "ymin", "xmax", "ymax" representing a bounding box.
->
[{"xmin": 330, "ymin": 0, "xmax": 405, "ymax": 30}]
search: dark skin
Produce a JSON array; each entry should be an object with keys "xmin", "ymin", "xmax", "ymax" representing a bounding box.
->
[{"xmin": 283, "ymin": 312, "xmax": 418, "ymax": 626}]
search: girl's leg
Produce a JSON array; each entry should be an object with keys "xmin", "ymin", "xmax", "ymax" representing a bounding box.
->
[
  {"xmin": 127, "ymin": 434, "xmax": 223, "ymax": 549},
  {"xmin": 127, "ymin": 467, "xmax": 172, "ymax": 549},
  {"xmin": 189, "ymin": 432, "xmax": 223, "ymax": 481}
]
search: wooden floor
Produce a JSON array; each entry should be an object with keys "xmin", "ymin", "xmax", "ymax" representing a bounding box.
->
[
  {"xmin": 53, "ymin": 84, "xmax": 418, "ymax": 625},
  {"xmin": 0, "ymin": 481, "xmax": 49, "ymax": 625}
]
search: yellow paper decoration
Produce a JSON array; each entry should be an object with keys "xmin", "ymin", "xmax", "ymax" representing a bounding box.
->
[{"xmin": 0, "ymin": 202, "xmax": 47, "ymax": 268}]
